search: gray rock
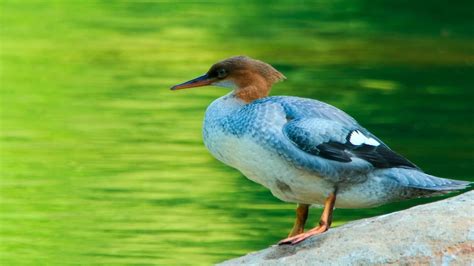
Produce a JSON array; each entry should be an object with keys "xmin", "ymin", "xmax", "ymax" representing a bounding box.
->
[{"xmin": 219, "ymin": 191, "xmax": 474, "ymax": 266}]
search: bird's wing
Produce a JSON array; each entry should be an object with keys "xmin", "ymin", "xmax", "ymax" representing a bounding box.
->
[
  {"xmin": 249, "ymin": 97, "xmax": 419, "ymax": 182},
  {"xmin": 283, "ymin": 117, "xmax": 419, "ymax": 170}
]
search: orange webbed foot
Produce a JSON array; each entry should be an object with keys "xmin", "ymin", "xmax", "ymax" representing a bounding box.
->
[
  {"xmin": 278, "ymin": 224, "xmax": 329, "ymax": 245},
  {"xmin": 279, "ymin": 193, "xmax": 336, "ymax": 245}
]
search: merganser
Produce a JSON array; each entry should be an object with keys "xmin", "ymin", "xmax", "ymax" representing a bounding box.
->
[{"xmin": 170, "ymin": 56, "xmax": 470, "ymax": 245}]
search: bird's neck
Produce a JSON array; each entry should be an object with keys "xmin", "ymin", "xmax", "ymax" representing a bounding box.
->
[
  {"xmin": 234, "ymin": 85, "xmax": 271, "ymax": 103},
  {"xmin": 233, "ymin": 74, "xmax": 272, "ymax": 103},
  {"xmin": 229, "ymin": 64, "xmax": 285, "ymax": 103}
]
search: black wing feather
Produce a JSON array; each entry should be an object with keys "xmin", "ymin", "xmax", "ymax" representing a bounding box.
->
[
  {"xmin": 352, "ymin": 144, "xmax": 418, "ymax": 169},
  {"xmin": 316, "ymin": 142, "xmax": 352, "ymax": 162},
  {"xmin": 314, "ymin": 138, "xmax": 419, "ymax": 170}
]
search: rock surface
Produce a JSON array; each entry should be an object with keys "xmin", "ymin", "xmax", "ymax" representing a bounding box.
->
[{"xmin": 219, "ymin": 191, "xmax": 474, "ymax": 266}]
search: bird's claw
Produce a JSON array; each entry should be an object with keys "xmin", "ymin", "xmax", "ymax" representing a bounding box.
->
[{"xmin": 278, "ymin": 226, "xmax": 328, "ymax": 245}]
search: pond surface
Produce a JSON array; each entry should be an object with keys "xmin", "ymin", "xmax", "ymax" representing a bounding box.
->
[{"xmin": 1, "ymin": 1, "xmax": 472, "ymax": 265}]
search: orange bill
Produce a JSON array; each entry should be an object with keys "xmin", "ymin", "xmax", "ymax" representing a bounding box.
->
[{"xmin": 170, "ymin": 74, "xmax": 215, "ymax": 90}]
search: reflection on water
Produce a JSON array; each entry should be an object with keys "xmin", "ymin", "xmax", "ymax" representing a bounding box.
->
[{"xmin": 1, "ymin": 0, "xmax": 472, "ymax": 265}]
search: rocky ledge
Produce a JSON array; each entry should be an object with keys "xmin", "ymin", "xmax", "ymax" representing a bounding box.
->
[{"xmin": 219, "ymin": 191, "xmax": 473, "ymax": 265}]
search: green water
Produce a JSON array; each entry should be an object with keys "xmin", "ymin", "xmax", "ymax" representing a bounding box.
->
[{"xmin": 1, "ymin": 1, "xmax": 472, "ymax": 265}]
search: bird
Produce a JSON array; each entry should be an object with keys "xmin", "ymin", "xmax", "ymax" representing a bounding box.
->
[{"xmin": 170, "ymin": 56, "xmax": 470, "ymax": 245}]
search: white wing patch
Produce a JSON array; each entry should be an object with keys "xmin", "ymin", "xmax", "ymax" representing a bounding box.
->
[
  {"xmin": 364, "ymin": 137, "xmax": 380, "ymax": 146},
  {"xmin": 349, "ymin": 130, "xmax": 380, "ymax": 146}
]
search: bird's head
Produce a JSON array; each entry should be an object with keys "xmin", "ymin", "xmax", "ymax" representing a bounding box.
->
[{"xmin": 170, "ymin": 56, "xmax": 286, "ymax": 102}]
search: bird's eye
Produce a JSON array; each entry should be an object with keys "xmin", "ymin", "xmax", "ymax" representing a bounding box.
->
[{"xmin": 217, "ymin": 69, "xmax": 227, "ymax": 79}]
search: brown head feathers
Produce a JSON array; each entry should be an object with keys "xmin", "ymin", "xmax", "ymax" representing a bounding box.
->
[{"xmin": 207, "ymin": 56, "xmax": 286, "ymax": 102}]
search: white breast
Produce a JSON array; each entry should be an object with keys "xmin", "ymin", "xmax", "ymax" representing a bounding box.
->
[
  {"xmin": 202, "ymin": 93, "xmax": 334, "ymax": 204},
  {"xmin": 205, "ymin": 126, "xmax": 334, "ymax": 205},
  {"xmin": 202, "ymin": 93, "xmax": 393, "ymax": 208}
]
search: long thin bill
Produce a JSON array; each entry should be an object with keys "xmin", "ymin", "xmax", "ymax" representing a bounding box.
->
[{"xmin": 170, "ymin": 74, "xmax": 214, "ymax": 90}]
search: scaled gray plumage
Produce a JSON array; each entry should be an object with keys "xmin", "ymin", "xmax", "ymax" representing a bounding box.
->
[{"xmin": 203, "ymin": 93, "xmax": 469, "ymax": 207}]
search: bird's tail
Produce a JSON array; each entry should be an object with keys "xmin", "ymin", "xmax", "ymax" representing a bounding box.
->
[{"xmin": 383, "ymin": 168, "xmax": 471, "ymax": 193}]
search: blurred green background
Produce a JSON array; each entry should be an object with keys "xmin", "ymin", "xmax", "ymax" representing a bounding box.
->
[{"xmin": 1, "ymin": 0, "xmax": 473, "ymax": 265}]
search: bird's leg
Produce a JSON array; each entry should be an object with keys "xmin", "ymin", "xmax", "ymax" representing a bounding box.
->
[
  {"xmin": 287, "ymin": 203, "xmax": 309, "ymax": 237},
  {"xmin": 278, "ymin": 193, "xmax": 336, "ymax": 245}
]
